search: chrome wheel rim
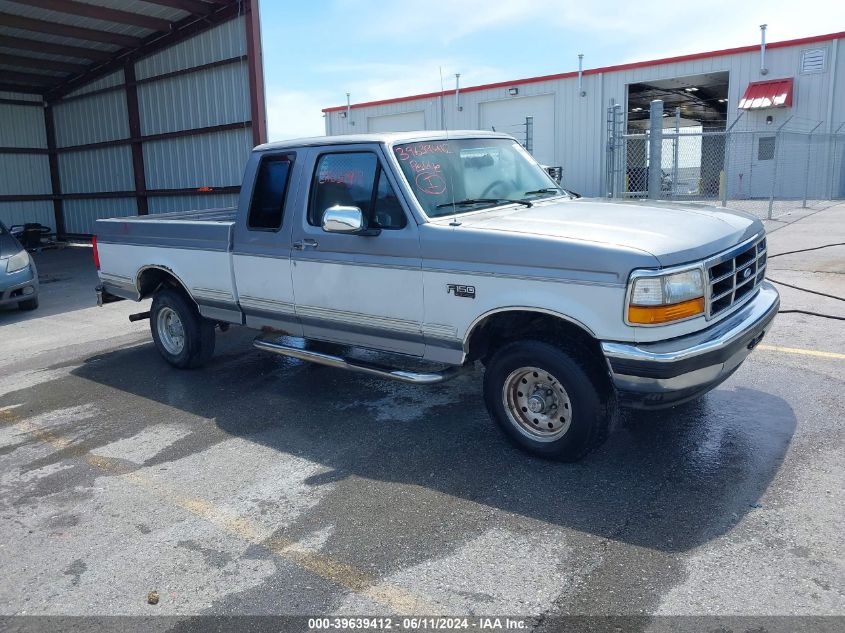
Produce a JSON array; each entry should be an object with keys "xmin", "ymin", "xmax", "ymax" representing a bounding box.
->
[
  {"xmin": 156, "ymin": 306, "xmax": 185, "ymax": 355},
  {"xmin": 502, "ymin": 366, "xmax": 572, "ymax": 442}
]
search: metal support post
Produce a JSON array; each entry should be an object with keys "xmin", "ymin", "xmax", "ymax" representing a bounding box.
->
[{"xmin": 648, "ymin": 100, "xmax": 664, "ymax": 199}]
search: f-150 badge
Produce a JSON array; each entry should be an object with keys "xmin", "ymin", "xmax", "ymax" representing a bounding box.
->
[{"xmin": 447, "ymin": 284, "xmax": 476, "ymax": 299}]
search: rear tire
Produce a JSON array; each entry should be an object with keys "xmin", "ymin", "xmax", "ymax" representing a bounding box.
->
[
  {"xmin": 18, "ymin": 297, "xmax": 38, "ymax": 311},
  {"xmin": 150, "ymin": 288, "xmax": 215, "ymax": 368},
  {"xmin": 483, "ymin": 339, "xmax": 613, "ymax": 461}
]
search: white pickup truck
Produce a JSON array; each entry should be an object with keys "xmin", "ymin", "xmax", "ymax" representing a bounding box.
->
[{"xmin": 95, "ymin": 131, "xmax": 778, "ymax": 461}]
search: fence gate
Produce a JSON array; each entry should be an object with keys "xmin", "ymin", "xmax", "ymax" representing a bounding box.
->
[{"xmin": 605, "ymin": 102, "xmax": 845, "ymax": 219}]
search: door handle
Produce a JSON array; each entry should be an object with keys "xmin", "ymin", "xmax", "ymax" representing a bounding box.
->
[{"xmin": 293, "ymin": 239, "xmax": 318, "ymax": 250}]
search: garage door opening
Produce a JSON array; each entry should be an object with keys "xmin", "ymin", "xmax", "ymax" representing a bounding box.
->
[{"xmin": 625, "ymin": 72, "xmax": 729, "ymax": 197}]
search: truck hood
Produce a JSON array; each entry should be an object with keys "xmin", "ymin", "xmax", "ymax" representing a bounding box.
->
[{"xmin": 456, "ymin": 198, "xmax": 763, "ymax": 267}]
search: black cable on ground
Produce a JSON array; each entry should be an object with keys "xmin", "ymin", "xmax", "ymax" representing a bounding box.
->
[
  {"xmin": 767, "ymin": 242, "xmax": 845, "ymax": 259},
  {"xmin": 778, "ymin": 309, "xmax": 845, "ymax": 322},
  {"xmin": 767, "ymin": 278, "xmax": 845, "ymax": 302},
  {"xmin": 762, "ymin": 243, "xmax": 845, "ymax": 320}
]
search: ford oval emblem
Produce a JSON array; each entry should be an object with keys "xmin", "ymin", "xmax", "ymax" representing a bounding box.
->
[{"xmin": 743, "ymin": 267, "xmax": 752, "ymax": 280}]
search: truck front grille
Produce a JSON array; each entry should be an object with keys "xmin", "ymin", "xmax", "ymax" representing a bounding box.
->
[{"xmin": 706, "ymin": 237, "xmax": 767, "ymax": 317}]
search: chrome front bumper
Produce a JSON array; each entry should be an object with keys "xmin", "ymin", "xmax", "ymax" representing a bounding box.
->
[{"xmin": 601, "ymin": 282, "xmax": 780, "ymax": 408}]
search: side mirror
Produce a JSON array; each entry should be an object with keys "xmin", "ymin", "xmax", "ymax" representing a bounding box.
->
[{"xmin": 321, "ymin": 206, "xmax": 380, "ymax": 236}]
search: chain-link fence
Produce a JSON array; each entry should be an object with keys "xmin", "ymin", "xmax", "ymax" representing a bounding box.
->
[{"xmin": 606, "ymin": 105, "xmax": 845, "ymax": 220}]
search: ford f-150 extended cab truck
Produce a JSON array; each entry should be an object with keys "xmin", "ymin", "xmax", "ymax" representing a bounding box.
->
[{"xmin": 95, "ymin": 131, "xmax": 779, "ymax": 461}]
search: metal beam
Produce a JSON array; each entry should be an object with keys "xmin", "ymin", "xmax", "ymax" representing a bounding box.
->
[
  {"xmin": 1, "ymin": 121, "xmax": 251, "ymax": 156},
  {"xmin": 0, "ymin": 53, "xmax": 88, "ymax": 74},
  {"xmin": 244, "ymin": 0, "xmax": 267, "ymax": 146},
  {"xmin": 0, "ymin": 35, "xmax": 113, "ymax": 61},
  {"xmin": 0, "ymin": 82, "xmax": 44, "ymax": 94},
  {"xmin": 2, "ymin": 69, "xmax": 65, "ymax": 85},
  {"xmin": 0, "ymin": 186, "xmax": 241, "ymax": 203},
  {"xmin": 43, "ymin": 105, "xmax": 66, "ymax": 238},
  {"xmin": 7, "ymin": 0, "xmax": 173, "ymax": 32},
  {"xmin": 0, "ymin": 13, "xmax": 141, "ymax": 48},
  {"xmin": 0, "ymin": 146, "xmax": 49, "ymax": 154},
  {"xmin": 124, "ymin": 63, "xmax": 148, "ymax": 215},
  {"xmin": 139, "ymin": 0, "xmax": 215, "ymax": 16},
  {"xmin": 0, "ymin": 96, "xmax": 44, "ymax": 106}
]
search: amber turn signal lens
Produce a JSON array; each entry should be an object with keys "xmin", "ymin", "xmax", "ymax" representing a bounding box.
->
[{"xmin": 628, "ymin": 297, "xmax": 705, "ymax": 324}]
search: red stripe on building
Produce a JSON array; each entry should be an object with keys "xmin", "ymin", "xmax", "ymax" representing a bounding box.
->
[{"xmin": 322, "ymin": 30, "xmax": 845, "ymax": 113}]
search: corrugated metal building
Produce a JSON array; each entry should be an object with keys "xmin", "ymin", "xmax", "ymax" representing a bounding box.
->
[
  {"xmin": 0, "ymin": 0, "xmax": 266, "ymax": 238},
  {"xmin": 323, "ymin": 31, "xmax": 845, "ymax": 199}
]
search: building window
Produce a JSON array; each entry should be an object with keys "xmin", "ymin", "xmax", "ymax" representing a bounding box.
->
[
  {"xmin": 758, "ymin": 136, "xmax": 776, "ymax": 161},
  {"xmin": 248, "ymin": 155, "xmax": 294, "ymax": 230}
]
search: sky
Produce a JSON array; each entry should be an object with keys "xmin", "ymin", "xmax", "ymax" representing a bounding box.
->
[{"xmin": 258, "ymin": 0, "xmax": 845, "ymax": 141}]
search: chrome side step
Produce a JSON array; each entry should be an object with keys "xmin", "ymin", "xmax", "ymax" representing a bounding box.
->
[{"xmin": 253, "ymin": 337, "xmax": 468, "ymax": 385}]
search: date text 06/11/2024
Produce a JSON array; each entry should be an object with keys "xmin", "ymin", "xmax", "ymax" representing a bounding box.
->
[{"xmin": 307, "ymin": 617, "xmax": 528, "ymax": 630}]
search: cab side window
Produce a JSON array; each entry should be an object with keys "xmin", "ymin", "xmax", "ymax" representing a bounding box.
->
[
  {"xmin": 248, "ymin": 155, "xmax": 294, "ymax": 230},
  {"xmin": 309, "ymin": 152, "xmax": 407, "ymax": 230}
]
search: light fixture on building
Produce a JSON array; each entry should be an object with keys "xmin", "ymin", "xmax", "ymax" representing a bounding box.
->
[
  {"xmin": 508, "ymin": 87, "xmax": 519, "ymax": 96},
  {"xmin": 766, "ymin": 115, "xmax": 774, "ymax": 125},
  {"xmin": 684, "ymin": 87, "xmax": 699, "ymax": 92}
]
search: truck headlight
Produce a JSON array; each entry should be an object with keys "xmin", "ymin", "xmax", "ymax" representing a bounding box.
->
[
  {"xmin": 627, "ymin": 268, "xmax": 705, "ymax": 325},
  {"xmin": 5, "ymin": 249, "xmax": 30, "ymax": 274}
]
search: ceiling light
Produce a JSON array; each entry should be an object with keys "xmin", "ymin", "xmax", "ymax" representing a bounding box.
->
[
  {"xmin": 718, "ymin": 98, "xmax": 727, "ymax": 103},
  {"xmin": 684, "ymin": 87, "xmax": 699, "ymax": 92},
  {"xmin": 632, "ymin": 107, "xmax": 643, "ymax": 112}
]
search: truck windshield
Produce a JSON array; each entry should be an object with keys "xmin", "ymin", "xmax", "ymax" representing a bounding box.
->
[{"xmin": 391, "ymin": 138, "xmax": 565, "ymax": 218}]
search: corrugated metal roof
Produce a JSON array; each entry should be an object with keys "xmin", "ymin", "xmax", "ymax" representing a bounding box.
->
[
  {"xmin": 0, "ymin": 25, "xmax": 116, "ymax": 54},
  {"xmin": 0, "ymin": 0, "xmax": 159, "ymax": 41},
  {"xmin": 0, "ymin": 0, "xmax": 238, "ymax": 95}
]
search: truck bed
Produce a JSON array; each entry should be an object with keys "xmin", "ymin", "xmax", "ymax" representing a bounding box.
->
[
  {"xmin": 95, "ymin": 207, "xmax": 236, "ymax": 251},
  {"xmin": 95, "ymin": 207, "xmax": 241, "ymax": 320}
]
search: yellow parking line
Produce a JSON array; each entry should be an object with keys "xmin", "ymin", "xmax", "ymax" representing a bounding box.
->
[
  {"xmin": 6, "ymin": 408, "xmax": 433, "ymax": 614},
  {"xmin": 757, "ymin": 344, "xmax": 845, "ymax": 360}
]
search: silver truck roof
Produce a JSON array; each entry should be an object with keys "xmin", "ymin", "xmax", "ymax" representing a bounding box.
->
[{"xmin": 253, "ymin": 130, "xmax": 513, "ymax": 152}]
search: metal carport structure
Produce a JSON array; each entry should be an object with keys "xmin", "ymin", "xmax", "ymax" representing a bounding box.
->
[{"xmin": 0, "ymin": 0, "xmax": 266, "ymax": 238}]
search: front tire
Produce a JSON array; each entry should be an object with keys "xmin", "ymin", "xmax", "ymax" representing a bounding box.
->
[
  {"xmin": 18, "ymin": 297, "xmax": 38, "ymax": 311},
  {"xmin": 483, "ymin": 340, "xmax": 613, "ymax": 461},
  {"xmin": 150, "ymin": 288, "xmax": 215, "ymax": 368}
]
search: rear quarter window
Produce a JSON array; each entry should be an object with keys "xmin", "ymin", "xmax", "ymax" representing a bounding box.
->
[{"xmin": 248, "ymin": 154, "xmax": 295, "ymax": 231}]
